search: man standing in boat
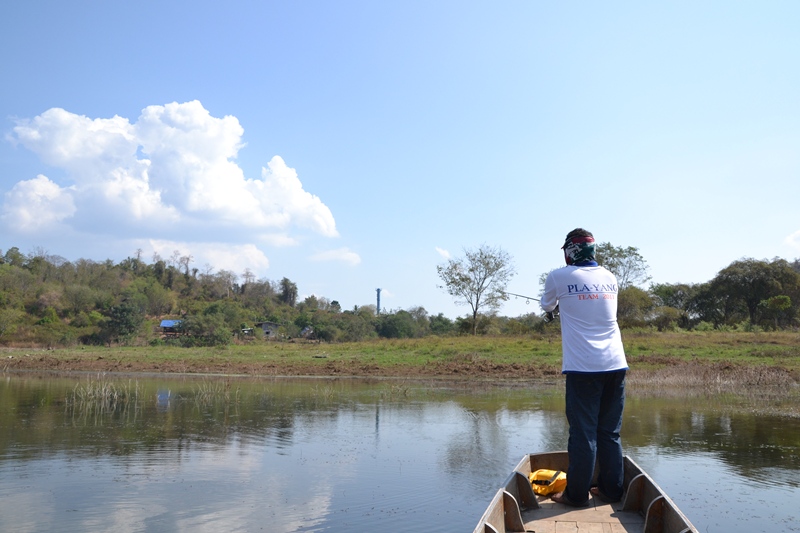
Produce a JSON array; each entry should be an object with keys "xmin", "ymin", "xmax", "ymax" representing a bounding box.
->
[{"xmin": 540, "ymin": 228, "xmax": 628, "ymax": 507}]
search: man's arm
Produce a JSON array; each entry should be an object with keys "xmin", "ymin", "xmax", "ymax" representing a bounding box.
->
[{"xmin": 540, "ymin": 272, "xmax": 559, "ymax": 313}]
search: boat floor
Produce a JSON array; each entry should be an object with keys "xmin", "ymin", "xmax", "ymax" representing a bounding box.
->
[{"xmin": 523, "ymin": 492, "xmax": 644, "ymax": 533}]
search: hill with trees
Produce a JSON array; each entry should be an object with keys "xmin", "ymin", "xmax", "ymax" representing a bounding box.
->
[{"xmin": 1, "ymin": 245, "xmax": 799, "ymax": 348}]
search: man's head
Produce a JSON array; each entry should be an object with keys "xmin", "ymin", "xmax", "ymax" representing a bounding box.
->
[{"xmin": 562, "ymin": 228, "xmax": 596, "ymax": 265}]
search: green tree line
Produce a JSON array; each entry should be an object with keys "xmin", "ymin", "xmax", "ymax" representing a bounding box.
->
[
  {"xmin": 1, "ymin": 245, "xmax": 799, "ymax": 348},
  {"xmin": 0, "ymin": 246, "xmax": 473, "ymax": 347}
]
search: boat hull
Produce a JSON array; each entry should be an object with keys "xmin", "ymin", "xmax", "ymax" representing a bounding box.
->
[{"xmin": 473, "ymin": 451, "xmax": 698, "ymax": 533}]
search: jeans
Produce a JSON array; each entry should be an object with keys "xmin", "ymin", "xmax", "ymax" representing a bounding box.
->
[{"xmin": 564, "ymin": 370, "xmax": 626, "ymax": 504}]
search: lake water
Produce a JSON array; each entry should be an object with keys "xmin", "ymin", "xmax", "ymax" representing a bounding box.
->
[{"xmin": 1, "ymin": 373, "xmax": 798, "ymax": 532}]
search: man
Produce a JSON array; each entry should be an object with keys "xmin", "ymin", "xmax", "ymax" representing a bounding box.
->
[{"xmin": 540, "ymin": 228, "xmax": 628, "ymax": 507}]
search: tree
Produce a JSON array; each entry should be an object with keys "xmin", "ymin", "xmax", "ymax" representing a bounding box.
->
[
  {"xmin": 429, "ymin": 313, "xmax": 455, "ymax": 335},
  {"xmin": 278, "ymin": 277, "xmax": 298, "ymax": 307},
  {"xmin": 407, "ymin": 306, "xmax": 431, "ymax": 337},
  {"xmin": 616, "ymin": 286, "xmax": 654, "ymax": 328},
  {"xmin": 104, "ymin": 302, "xmax": 145, "ymax": 345},
  {"xmin": 688, "ymin": 281, "xmax": 733, "ymax": 327},
  {"xmin": 760, "ymin": 295, "xmax": 792, "ymax": 329},
  {"xmin": 709, "ymin": 258, "xmax": 800, "ymax": 325},
  {"xmin": 596, "ymin": 243, "xmax": 651, "ymax": 289},
  {"xmin": 0, "ymin": 308, "xmax": 23, "ymax": 338},
  {"xmin": 436, "ymin": 244, "xmax": 515, "ymax": 335},
  {"xmin": 3, "ymin": 247, "xmax": 25, "ymax": 267},
  {"xmin": 181, "ymin": 312, "xmax": 232, "ymax": 346},
  {"xmin": 143, "ymin": 281, "xmax": 174, "ymax": 316},
  {"xmin": 649, "ymin": 282, "xmax": 697, "ymax": 328},
  {"xmin": 650, "ymin": 306, "xmax": 683, "ymax": 331},
  {"xmin": 377, "ymin": 310, "xmax": 417, "ymax": 338},
  {"xmin": 62, "ymin": 285, "xmax": 98, "ymax": 315},
  {"xmin": 335, "ymin": 311, "xmax": 376, "ymax": 341},
  {"xmin": 649, "ymin": 282, "xmax": 697, "ymax": 310},
  {"xmin": 686, "ymin": 258, "xmax": 800, "ymax": 328}
]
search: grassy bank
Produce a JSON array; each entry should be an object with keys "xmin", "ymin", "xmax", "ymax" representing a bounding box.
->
[{"xmin": 3, "ymin": 329, "xmax": 799, "ymax": 380}]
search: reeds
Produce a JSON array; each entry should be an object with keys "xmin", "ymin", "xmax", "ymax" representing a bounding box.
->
[
  {"xmin": 67, "ymin": 374, "xmax": 141, "ymax": 419},
  {"xmin": 193, "ymin": 379, "xmax": 241, "ymax": 406},
  {"xmin": 380, "ymin": 381, "xmax": 411, "ymax": 399},
  {"xmin": 629, "ymin": 362, "xmax": 798, "ymax": 398},
  {"xmin": 310, "ymin": 383, "xmax": 338, "ymax": 399}
]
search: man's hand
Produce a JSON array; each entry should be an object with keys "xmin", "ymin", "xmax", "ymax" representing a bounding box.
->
[{"xmin": 543, "ymin": 306, "xmax": 560, "ymax": 323}]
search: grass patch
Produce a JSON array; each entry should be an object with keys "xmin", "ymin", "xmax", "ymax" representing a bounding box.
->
[{"xmin": 5, "ymin": 330, "xmax": 798, "ymax": 386}]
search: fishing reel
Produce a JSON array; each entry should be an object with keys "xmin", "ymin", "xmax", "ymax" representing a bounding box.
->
[{"xmin": 543, "ymin": 307, "xmax": 559, "ymax": 323}]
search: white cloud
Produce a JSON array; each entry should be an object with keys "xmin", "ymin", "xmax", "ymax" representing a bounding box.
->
[
  {"xmin": 785, "ymin": 230, "xmax": 800, "ymax": 251},
  {"xmin": 379, "ymin": 288, "xmax": 394, "ymax": 299},
  {"xmin": 10, "ymin": 107, "xmax": 137, "ymax": 173},
  {"xmin": 245, "ymin": 156, "xmax": 338, "ymax": 236},
  {"xmin": 310, "ymin": 247, "xmax": 361, "ymax": 266},
  {"xmin": 4, "ymin": 100, "xmax": 337, "ymax": 247},
  {"xmin": 435, "ymin": 247, "xmax": 451, "ymax": 259},
  {"xmin": 1, "ymin": 175, "xmax": 76, "ymax": 232},
  {"xmin": 146, "ymin": 240, "xmax": 270, "ymax": 275}
]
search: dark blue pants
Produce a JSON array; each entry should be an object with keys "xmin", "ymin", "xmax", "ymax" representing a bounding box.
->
[{"xmin": 564, "ymin": 370, "xmax": 626, "ymax": 504}]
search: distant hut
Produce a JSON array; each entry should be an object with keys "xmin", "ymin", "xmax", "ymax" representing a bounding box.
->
[
  {"xmin": 255, "ymin": 321, "xmax": 281, "ymax": 338},
  {"xmin": 159, "ymin": 319, "xmax": 183, "ymax": 337}
]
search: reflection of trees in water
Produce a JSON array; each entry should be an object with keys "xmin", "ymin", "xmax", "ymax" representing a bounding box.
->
[
  {"xmin": 441, "ymin": 408, "xmax": 512, "ymax": 490},
  {"xmin": 539, "ymin": 410, "xmax": 570, "ymax": 452},
  {"xmin": 624, "ymin": 401, "xmax": 800, "ymax": 482},
  {"xmin": 0, "ymin": 377, "xmax": 357, "ymax": 459},
  {"xmin": 438, "ymin": 400, "xmax": 570, "ymax": 495},
  {"xmin": 2, "ymin": 376, "xmax": 798, "ymax": 487}
]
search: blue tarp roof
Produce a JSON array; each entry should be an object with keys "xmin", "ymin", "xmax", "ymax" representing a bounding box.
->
[{"xmin": 160, "ymin": 320, "xmax": 182, "ymax": 328}]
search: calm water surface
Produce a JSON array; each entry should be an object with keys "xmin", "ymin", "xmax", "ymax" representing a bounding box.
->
[{"xmin": 0, "ymin": 373, "xmax": 798, "ymax": 532}]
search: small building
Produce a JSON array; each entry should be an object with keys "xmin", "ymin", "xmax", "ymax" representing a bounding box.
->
[
  {"xmin": 159, "ymin": 319, "xmax": 183, "ymax": 336},
  {"xmin": 255, "ymin": 321, "xmax": 281, "ymax": 338}
]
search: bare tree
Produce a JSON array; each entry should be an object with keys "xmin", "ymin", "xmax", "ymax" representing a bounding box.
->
[
  {"xmin": 179, "ymin": 254, "xmax": 193, "ymax": 275},
  {"xmin": 216, "ymin": 270, "xmax": 238, "ymax": 298},
  {"xmin": 241, "ymin": 268, "xmax": 255, "ymax": 286},
  {"xmin": 169, "ymin": 250, "xmax": 181, "ymax": 268},
  {"xmin": 437, "ymin": 244, "xmax": 515, "ymax": 335}
]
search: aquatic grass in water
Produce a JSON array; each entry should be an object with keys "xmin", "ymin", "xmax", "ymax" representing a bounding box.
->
[
  {"xmin": 629, "ymin": 363, "xmax": 800, "ymax": 416},
  {"xmin": 630, "ymin": 362, "xmax": 796, "ymax": 391},
  {"xmin": 310, "ymin": 383, "xmax": 338, "ymax": 399},
  {"xmin": 67, "ymin": 374, "xmax": 141, "ymax": 418},
  {"xmin": 193, "ymin": 379, "xmax": 241, "ymax": 406},
  {"xmin": 379, "ymin": 381, "xmax": 411, "ymax": 400}
]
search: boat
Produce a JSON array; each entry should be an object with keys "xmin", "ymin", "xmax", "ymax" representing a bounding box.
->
[{"xmin": 473, "ymin": 451, "xmax": 698, "ymax": 533}]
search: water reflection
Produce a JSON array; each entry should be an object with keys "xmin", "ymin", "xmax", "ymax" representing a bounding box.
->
[{"xmin": 0, "ymin": 374, "xmax": 798, "ymax": 532}]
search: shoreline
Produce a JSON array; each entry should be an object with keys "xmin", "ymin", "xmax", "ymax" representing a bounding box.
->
[
  {"xmin": 4, "ymin": 345, "xmax": 799, "ymax": 417},
  {"xmin": 3, "ymin": 344, "xmax": 798, "ymax": 383},
  {"xmin": 3, "ymin": 330, "xmax": 799, "ymax": 390}
]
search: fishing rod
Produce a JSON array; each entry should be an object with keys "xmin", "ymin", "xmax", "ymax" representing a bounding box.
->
[
  {"xmin": 502, "ymin": 291, "xmax": 559, "ymax": 322},
  {"xmin": 503, "ymin": 291, "xmax": 540, "ymax": 303}
]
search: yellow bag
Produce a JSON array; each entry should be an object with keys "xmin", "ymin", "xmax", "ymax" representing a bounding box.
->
[{"xmin": 529, "ymin": 469, "xmax": 567, "ymax": 496}]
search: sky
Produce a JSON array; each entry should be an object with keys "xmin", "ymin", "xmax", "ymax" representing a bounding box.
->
[{"xmin": 1, "ymin": 1, "xmax": 799, "ymax": 320}]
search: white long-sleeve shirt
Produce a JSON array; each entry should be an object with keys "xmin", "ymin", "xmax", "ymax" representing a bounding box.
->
[{"xmin": 541, "ymin": 265, "xmax": 628, "ymax": 374}]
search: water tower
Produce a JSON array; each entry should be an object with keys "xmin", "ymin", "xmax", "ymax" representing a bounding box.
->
[{"xmin": 376, "ymin": 288, "xmax": 381, "ymax": 315}]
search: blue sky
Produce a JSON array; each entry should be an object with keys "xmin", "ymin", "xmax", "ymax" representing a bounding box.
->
[{"xmin": 2, "ymin": 1, "xmax": 799, "ymax": 319}]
